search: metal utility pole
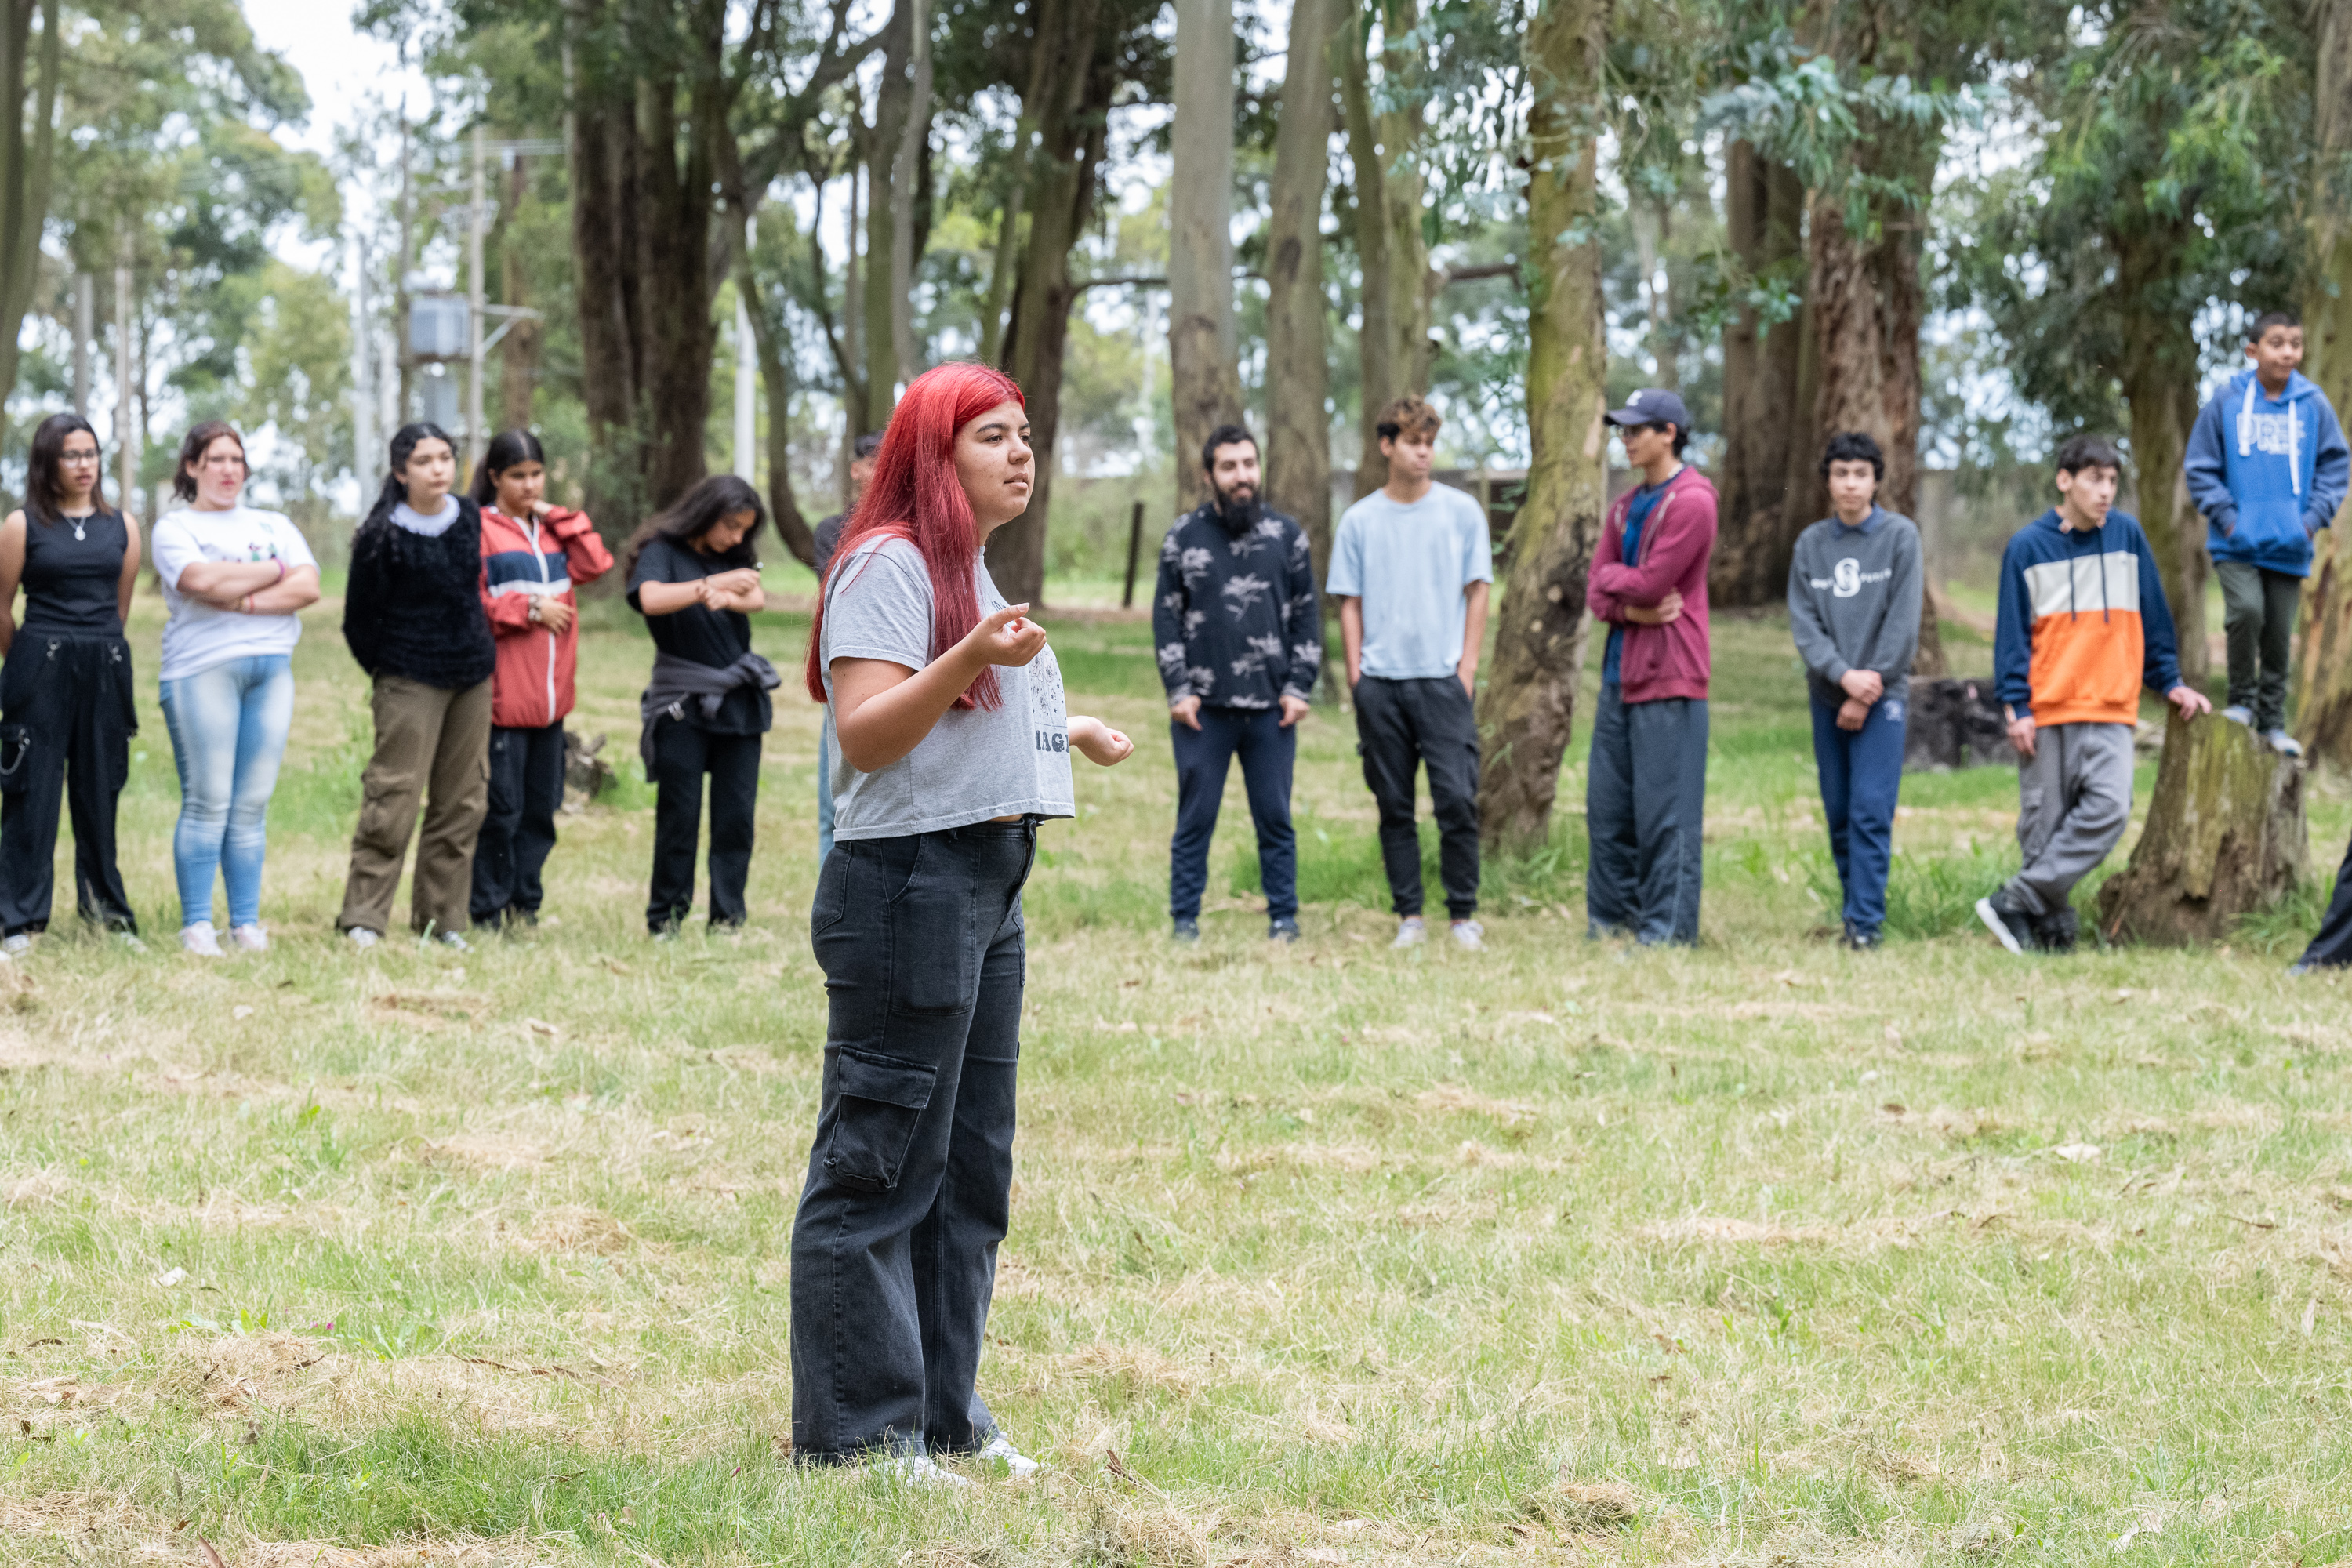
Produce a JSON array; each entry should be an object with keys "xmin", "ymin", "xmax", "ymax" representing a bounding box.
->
[
  {"xmin": 71, "ymin": 274, "xmax": 91, "ymax": 416},
  {"xmin": 352, "ymin": 234, "xmax": 376, "ymax": 484},
  {"xmin": 467, "ymin": 124, "xmax": 488, "ymax": 472},
  {"xmin": 114, "ymin": 242, "xmax": 135, "ymax": 511},
  {"xmin": 397, "ymin": 110, "xmax": 415, "ymax": 424},
  {"xmin": 735, "ymin": 291, "xmax": 756, "ymax": 481}
]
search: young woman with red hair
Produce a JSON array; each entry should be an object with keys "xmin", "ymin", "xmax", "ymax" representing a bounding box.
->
[{"xmin": 791, "ymin": 362, "xmax": 1131, "ymax": 1480}]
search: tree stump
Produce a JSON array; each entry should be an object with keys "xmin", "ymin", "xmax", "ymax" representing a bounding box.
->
[
  {"xmin": 2293, "ymin": 528, "xmax": 2352, "ymax": 771},
  {"xmin": 2096, "ymin": 710, "xmax": 2308, "ymax": 945},
  {"xmin": 1902, "ymin": 677, "xmax": 2013, "ymax": 771}
]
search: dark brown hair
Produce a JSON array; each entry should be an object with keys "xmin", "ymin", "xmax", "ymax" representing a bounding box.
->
[
  {"xmin": 172, "ymin": 420, "xmax": 247, "ymax": 503},
  {"xmin": 24, "ymin": 414, "xmax": 107, "ymax": 529}
]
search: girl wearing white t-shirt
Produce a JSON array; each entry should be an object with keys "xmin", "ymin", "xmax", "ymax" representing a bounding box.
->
[{"xmin": 151, "ymin": 421, "xmax": 321, "ymax": 955}]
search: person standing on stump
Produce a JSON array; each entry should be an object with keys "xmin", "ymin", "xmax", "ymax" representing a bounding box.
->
[
  {"xmin": 1976, "ymin": 435, "xmax": 2211, "ymax": 956},
  {"xmin": 1154, "ymin": 423, "xmax": 1319, "ymax": 944},
  {"xmin": 1584, "ymin": 389, "xmax": 1719, "ymax": 948},
  {"xmin": 1788, "ymin": 431, "xmax": 1922, "ymax": 952},
  {"xmin": 2183, "ymin": 310, "xmax": 2349, "ymax": 759},
  {"xmin": 1327, "ymin": 395, "xmax": 1493, "ymax": 951}
]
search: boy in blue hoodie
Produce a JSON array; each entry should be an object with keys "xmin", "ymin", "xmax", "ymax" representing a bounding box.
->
[{"xmin": 2183, "ymin": 310, "xmax": 2351, "ymax": 757}]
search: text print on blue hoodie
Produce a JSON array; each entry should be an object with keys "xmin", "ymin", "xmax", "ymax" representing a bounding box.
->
[{"xmin": 2183, "ymin": 368, "xmax": 2352, "ymax": 578}]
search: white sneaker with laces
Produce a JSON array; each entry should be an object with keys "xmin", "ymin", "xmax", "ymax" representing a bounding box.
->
[
  {"xmin": 435, "ymin": 930, "xmax": 471, "ymax": 953},
  {"xmin": 976, "ymin": 1433, "xmax": 1040, "ymax": 1477},
  {"xmin": 2222, "ymin": 705, "xmax": 2254, "ymax": 727},
  {"xmin": 1392, "ymin": 917, "xmax": 1427, "ymax": 949},
  {"xmin": 0, "ymin": 933, "xmax": 27, "ymax": 958},
  {"xmin": 346, "ymin": 927, "xmax": 380, "ymax": 950},
  {"xmin": 868, "ymin": 1452, "xmax": 976, "ymax": 1490},
  {"xmin": 114, "ymin": 931, "xmax": 147, "ymax": 953},
  {"xmin": 180, "ymin": 922, "xmax": 224, "ymax": 958},
  {"xmin": 2265, "ymin": 729, "xmax": 2305, "ymax": 759},
  {"xmin": 229, "ymin": 924, "xmax": 269, "ymax": 953},
  {"xmin": 1450, "ymin": 919, "xmax": 1485, "ymax": 951}
]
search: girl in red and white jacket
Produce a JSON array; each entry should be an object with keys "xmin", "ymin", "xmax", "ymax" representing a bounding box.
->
[{"xmin": 468, "ymin": 430, "xmax": 615, "ymax": 928}]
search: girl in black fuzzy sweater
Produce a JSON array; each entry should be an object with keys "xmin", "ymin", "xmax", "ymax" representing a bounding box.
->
[{"xmin": 336, "ymin": 423, "xmax": 498, "ymax": 947}]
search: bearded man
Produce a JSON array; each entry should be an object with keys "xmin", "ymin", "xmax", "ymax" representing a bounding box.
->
[{"xmin": 1150, "ymin": 423, "xmax": 1320, "ymax": 943}]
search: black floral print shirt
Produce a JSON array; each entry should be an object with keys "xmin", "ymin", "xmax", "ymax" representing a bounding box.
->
[{"xmin": 1150, "ymin": 502, "xmax": 1320, "ymax": 709}]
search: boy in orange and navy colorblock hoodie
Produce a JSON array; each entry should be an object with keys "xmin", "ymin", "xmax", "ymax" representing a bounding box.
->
[{"xmin": 1976, "ymin": 435, "xmax": 2212, "ymax": 955}]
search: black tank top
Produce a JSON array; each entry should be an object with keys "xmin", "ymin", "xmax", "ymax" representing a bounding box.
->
[{"xmin": 19, "ymin": 507, "xmax": 125, "ymax": 637}]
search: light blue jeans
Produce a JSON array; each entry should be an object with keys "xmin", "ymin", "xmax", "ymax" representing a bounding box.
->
[{"xmin": 159, "ymin": 654, "xmax": 294, "ymax": 930}]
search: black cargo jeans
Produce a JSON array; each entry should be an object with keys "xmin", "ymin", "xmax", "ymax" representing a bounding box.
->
[{"xmin": 789, "ymin": 817, "xmax": 1036, "ymax": 1462}]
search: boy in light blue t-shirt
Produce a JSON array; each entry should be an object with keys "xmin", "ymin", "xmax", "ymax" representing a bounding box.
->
[{"xmin": 1327, "ymin": 395, "xmax": 1494, "ymax": 951}]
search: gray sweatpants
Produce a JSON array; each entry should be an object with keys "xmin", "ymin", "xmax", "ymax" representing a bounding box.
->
[{"xmin": 2001, "ymin": 720, "xmax": 2134, "ymax": 917}]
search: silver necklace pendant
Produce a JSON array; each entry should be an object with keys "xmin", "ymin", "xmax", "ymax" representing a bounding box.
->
[{"xmin": 71, "ymin": 519, "xmax": 85, "ymax": 541}]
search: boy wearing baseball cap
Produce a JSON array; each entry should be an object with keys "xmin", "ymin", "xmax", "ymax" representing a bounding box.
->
[{"xmin": 1584, "ymin": 389, "xmax": 1719, "ymax": 946}]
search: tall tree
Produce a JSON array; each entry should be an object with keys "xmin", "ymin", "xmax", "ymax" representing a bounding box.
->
[
  {"xmin": 1168, "ymin": 0, "xmax": 1244, "ymax": 514},
  {"xmin": 2306, "ymin": 0, "xmax": 2352, "ymax": 416},
  {"xmin": 0, "ymin": 0, "xmax": 60, "ymax": 455},
  {"xmin": 1709, "ymin": 138, "xmax": 1806, "ymax": 605},
  {"xmin": 1264, "ymin": 0, "xmax": 1338, "ymax": 672},
  {"xmin": 1340, "ymin": 0, "xmax": 1434, "ymax": 497},
  {"xmin": 1478, "ymin": 0, "xmax": 1607, "ymax": 855}
]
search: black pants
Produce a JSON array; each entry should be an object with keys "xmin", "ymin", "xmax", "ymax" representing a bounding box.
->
[
  {"xmin": 471, "ymin": 721, "xmax": 568, "ymax": 924},
  {"xmin": 646, "ymin": 717, "xmax": 760, "ymax": 932},
  {"xmin": 2298, "ymin": 833, "xmax": 2352, "ymax": 969},
  {"xmin": 1169, "ymin": 707, "xmax": 1297, "ymax": 921},
  {"xmin": 2216, "ymin": 560, "xmax": 2301, "ymax": 732},
  {"xmin": 1353, "ymin": 675, "xmax": 1480, "ymax": 919},
  {"xmin": 1585, "ymin": 683, "xmax": 1709, "ymax": 945},
  {"xmin": 790, "ymin": 820, "xmax": 1036, "ymax": 1461},
  {"xmin": 0, "ymin": 634, "xmax": 137, "ymax": 937}
]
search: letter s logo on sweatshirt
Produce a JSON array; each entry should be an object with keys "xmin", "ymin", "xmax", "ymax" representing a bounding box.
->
[{"xmin": 1832, "ymin": 557, "xmax": 1863, "ymax": 598}]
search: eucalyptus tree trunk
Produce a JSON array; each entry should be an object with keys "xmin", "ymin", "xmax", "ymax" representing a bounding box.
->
[
  {"xmin": 0, "ymin": 0, "xmax": 60, "ymax": 453},
  {"xmin": 733, "ymin": 245, "xmax": 819, "ymax": 572},
  {"xmin": 1710, "ymin": 140, "xmax": 1805, "ymax": 608},
  {"xmin": 1338, "ymin": 0, "xmax": 1432, "ymax": 499},
  {"xmin": 1477, "ymin": 0, "xmax": 1607, "ymax": 856},
  {"xmin": 1169, "ymin": 0, "xmax": 1245, "ymax": 514},
  {"xmin": 864, "ymin": 0, "xmax": 916, "ymax": 412},
  {"xmin": 497, "ymin": 154, "xmax": 540, "ymax": 430},
  {"xmin": 2115, "ymin": 223, "xmax": 2209, "ymax": 685},
  {"xmin": 1264, "ymin": 0, "xmax": 1338, "ymax": 681},
  {"xmin": 992, "ymin": 0, "xmax": 1110, "ymax": 608},
  {"xmin": 2297, "ymin": 0, "xmax": 2352, "ymax": 762},
  {"xmin": 887, "ymin": 0, "xmax": 934, "ymax": 390}
]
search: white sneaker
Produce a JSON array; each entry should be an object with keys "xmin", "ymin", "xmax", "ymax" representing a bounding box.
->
[
  {"xmin": 114, "ymin": 931, "xmax": 147, "ymax": 953},
  {"xmin": 1392, "ymin": 918, "xmax": 1428, "ymax": 949},
  {"xmin": 180, "ymin": 923, "xmax": 224, "ymax": 958},
  {"xmin": 0, "ymin": 933, "xmax": 26, "ymax": 959},
  {"xmin": 229, "ymin": 924, "xmax": 269, "ymax": 953},
  {"xmin": 345, "ymin": 927, "xmax": 380, "ymax": 950},
  {"xmin": 2223, "ymin": 705, "xmax": 2254, "ymax": 726},
  {"xmin": 2265, "ymin": 729, "xmax": 2305, "ymax": 759},
  {"xmin": 975, "ymin": 1433, "xmax": 1040, "ymax": 1477},
  {"xmin": 868, "ymin": 1452, "xmax": 976, "ymax": 1490},
  {"xmin": 1450, "ymin": 919, "xmax": 1485, "ymax": 951},
  {"xmin": 434, "ymin": 931, "xmax": 471, "ymax": 953}
]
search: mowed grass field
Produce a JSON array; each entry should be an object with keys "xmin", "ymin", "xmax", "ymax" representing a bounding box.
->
[{"xmin": 4, "ymin": 579, "xmax": 2352, "ymax": 1566}]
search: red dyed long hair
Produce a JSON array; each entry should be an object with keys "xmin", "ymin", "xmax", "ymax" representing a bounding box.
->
[{"xmin": 804, "ymin": 361, "xmax": 1027, "ymax": 711}]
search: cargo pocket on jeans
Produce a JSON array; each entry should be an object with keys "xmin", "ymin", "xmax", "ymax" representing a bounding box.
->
[
  {"xmin": 822, "ymin": 1048, "xmax": 938, "ymax": 1191},
  {"xmin": 0, "ymin": 724, "xmax": 31, "ymax": 793}
]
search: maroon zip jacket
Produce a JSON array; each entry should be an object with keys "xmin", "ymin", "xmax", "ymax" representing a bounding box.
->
[{"xmin": 1584, "ymin": 464, "xmax": 1719, "ymax": 703}]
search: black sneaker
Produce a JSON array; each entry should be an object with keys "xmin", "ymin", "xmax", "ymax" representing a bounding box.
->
[
  {"xmin": 1973, "ymin": 890, "xmax": 2037, "ymax": 956},
  {"xmin": 2034, "ymin": 905, "xmax": 2078, "ymax": 954},
  {"xmin": 1842, "ymin": 924, "xmax": 1882, "ymax": 951},
  {"xmin": 1268, "ymin": 916, "xmax": 1300, "ymax": 943},
  {"xmin": 1172, "ymin": 917, "xmax": 1200, "ymax": 944}
]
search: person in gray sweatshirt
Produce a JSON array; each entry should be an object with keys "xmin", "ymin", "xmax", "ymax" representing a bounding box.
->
[{"xmin": 1787, "ymin": 431, "xmax": 1922, "ymax": 949}]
